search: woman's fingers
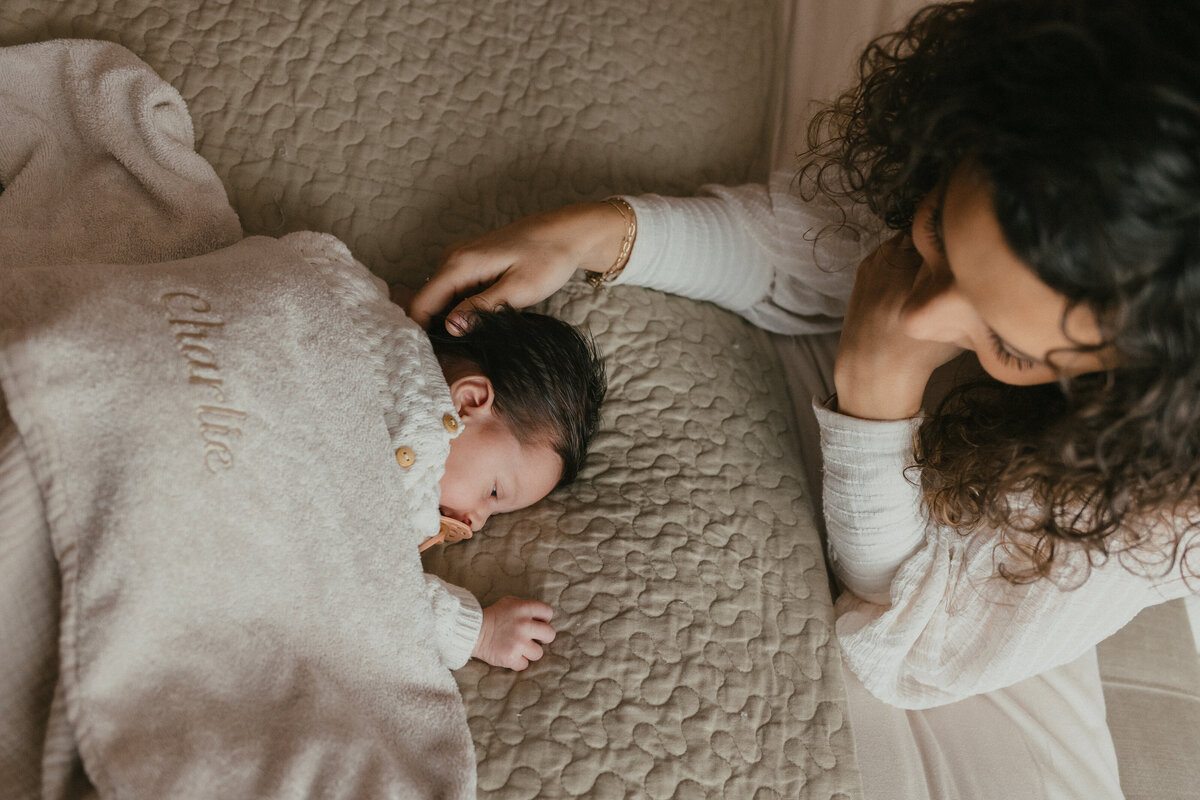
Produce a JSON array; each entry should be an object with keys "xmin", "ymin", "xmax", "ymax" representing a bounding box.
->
[
  {"xmin": 834, "ymin": 234, "xmax": 963, "ymax": 419},
  {"xmin": 440, "ymin": 267, "xmax": 549, "ymax": 334},
  {"xmin": 406, "ymin": 202, "xmax": 629, "ymax": 333},
  {"xmin": 406, "ymin": 251, "xmax": 502, "ymax": 329}
]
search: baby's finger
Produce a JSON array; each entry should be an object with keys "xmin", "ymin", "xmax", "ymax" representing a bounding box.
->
[
  {"xmin": 524, "ymin": 641, "xmax": 545, "ymax": 663},
  {"xmin": 528, "ymin": 621, "xmax": 556, "ymax": 644},
  {"xmin": 521, "ymin": 599, "xmax": 554, "ymax": 622}
]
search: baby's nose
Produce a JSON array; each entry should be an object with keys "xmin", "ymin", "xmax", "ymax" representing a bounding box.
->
[{"xmin": 442, "ymin": 506, "xmax": 487, "ymax": 532}]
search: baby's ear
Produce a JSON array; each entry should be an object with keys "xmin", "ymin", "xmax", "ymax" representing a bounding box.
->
[{"xmin": 448, "ymin": 374, "xmax": 495, "ymax": 417}]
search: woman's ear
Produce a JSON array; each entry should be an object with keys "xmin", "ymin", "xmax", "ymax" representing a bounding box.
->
[{"xmin": 448, "ymin": 375, "xmax": 495, "ymax": 419}]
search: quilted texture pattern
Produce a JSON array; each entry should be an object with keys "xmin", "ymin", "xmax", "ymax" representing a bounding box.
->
[
  {"xmin": 0, "ymin": 0, "xmax": 777, "ymax": 285},
  {"xmin": 1, "ymin": 2, "xmax": 860, "ymax": 798},
  {"xmin": 423, "ymin": 283, "xmax": 856, "ymax": 799}
]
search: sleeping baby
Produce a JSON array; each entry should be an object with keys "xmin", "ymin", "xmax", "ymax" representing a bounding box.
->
[
  {"xmin": 0, "ymin": 37, "xmax": 600, "ymax": 794},
  {"xmin": 418, "ymin": 304, "xmax": 606, "ymax": 671}
]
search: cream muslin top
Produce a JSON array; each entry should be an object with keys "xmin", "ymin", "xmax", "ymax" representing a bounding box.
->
[{"xmin": 617, "ymin": 173, "xmax": 1197, "ymax": 708}]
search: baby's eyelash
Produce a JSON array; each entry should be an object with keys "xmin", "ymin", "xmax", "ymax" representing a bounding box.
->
[{"xmin": 988, "ymin": 330, "xmax": 1036, "ymax": 370}]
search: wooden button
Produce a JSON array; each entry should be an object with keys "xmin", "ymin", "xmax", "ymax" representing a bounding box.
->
[
  {"xmin": 395, "ymin": 446, "xmax": 415, "ymax": 468},
  {"xmin": 442, "ymin": 413, "xmax": 459, "ymax": 433}
]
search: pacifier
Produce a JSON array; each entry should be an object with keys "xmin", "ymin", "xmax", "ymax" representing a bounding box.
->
[{"xmin": 419, "ymin": 515, "xmax": 473, "ymax": 552}]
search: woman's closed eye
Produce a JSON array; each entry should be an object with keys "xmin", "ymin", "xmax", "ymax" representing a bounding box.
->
[
  {"xmin": 987, "ymin": 329, "xmax": 1037, "ymax": 370},
  {"xmin": 923, "ymin": 197, "xmax": 947, "ymax": 256}
]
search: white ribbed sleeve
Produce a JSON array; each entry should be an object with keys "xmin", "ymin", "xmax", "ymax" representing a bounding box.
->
[
  {"xmin": 816, "ymin": 404, "xmax": 926, "ymax": 603},
  {"xmin": 816, "ymin": 401, "xmax": 1195, "ymax": 708},
  {"xmin": 617, "ymin": 171, "xmax": 881, "ymax": 335}
]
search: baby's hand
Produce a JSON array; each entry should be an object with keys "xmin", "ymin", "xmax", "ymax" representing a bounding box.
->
[{"xmin": 473, "ymin": 596, "xmax": 555, "ymax": 670}]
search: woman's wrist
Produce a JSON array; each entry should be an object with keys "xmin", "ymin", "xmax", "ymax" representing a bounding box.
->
[
  {"xmin": 833, "ymin": 361, "xmax": 928, "ymax": 420},
  {"xmin": 561, "ymin": 201, "xmax": 633, "ymax": 276},
  {"xmin": 584, "ymin": 197, "xmax": 637, "ymax": 287}
]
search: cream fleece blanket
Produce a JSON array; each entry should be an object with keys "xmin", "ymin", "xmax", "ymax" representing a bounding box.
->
[
  {"xmin": 0, "ymin": 40, "xmax": 473, "ymax": 799},
  {"xmin": 0, "ymin": 40, "xmax": 241, "ymax": 269}
]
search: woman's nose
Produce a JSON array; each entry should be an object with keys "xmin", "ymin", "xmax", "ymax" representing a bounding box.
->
[{"xmin": 898, "ymin": 260, "xmax": 974, "ymax": 345}]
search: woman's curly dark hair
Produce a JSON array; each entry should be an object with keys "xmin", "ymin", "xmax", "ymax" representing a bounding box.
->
[{"xmin": 804, "ymin": 0, "xmax": 1200, "ymax": 582}]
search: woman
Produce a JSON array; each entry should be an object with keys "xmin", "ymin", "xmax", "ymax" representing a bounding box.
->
[{"xmin": 410, "ymin": 1, "xmax": 1199, "ymax": 797}]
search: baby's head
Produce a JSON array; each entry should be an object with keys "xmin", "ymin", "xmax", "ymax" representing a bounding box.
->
[{"xmin": 428, "ymin": 306, "xmax": 606, "ymax": 531}]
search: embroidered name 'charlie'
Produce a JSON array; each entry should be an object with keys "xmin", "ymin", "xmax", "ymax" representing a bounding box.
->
[{"xmin": 161, "ymin": 292, "xmax": 248, "ymax": 473}]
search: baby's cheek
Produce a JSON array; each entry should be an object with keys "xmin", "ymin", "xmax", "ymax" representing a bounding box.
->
[
  {"xmin": 439, "ymin": 439, "xmax": 468, "ymax": 505},
  {"xmin": 436, "ymin": 469, "xmax": 453, "ymax": 505}
]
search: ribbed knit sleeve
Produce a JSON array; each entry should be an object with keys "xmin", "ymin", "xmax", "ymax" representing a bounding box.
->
[
  {"xmin": 817, "ymin": 402, "xmax": 926, "ymax": 603},
  {"xmin": 424, "ymin": 574, "xmax": 484, "ymax": 670},
  {"xmin": 616, "ymin": 171, "xmax": 882, "ymax": 334},
  {"xmin": 815, "ymin": 400, "xmax": 1196, "ymax": 709}
]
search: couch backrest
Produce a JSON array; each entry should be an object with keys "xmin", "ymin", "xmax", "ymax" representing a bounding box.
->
[{"xmin": 0, "ymin": 0, "xmax": 781, "ymax": 284}]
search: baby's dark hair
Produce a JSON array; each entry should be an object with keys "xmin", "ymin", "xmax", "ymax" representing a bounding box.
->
[{"xmin": 428, "ymin": 306, "xmax": 606, "ymax": 486}]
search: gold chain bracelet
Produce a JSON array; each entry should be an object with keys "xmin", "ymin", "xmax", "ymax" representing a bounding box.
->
[{"xmin": 585, "ymin": 197, "xmax": 637, "ymax": 288}]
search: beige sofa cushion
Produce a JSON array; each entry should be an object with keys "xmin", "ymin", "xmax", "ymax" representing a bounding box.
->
[
  {"xmin": 423, "ymin": 283, "xmax": 860, "ymax": 798},
  {"xmin": 1098, "ymin": 598, "xmax": 1200, "ymax": 800},
  {"xmin": 0, "ymin": 0, "xmax": 781, "ymax": 287}
]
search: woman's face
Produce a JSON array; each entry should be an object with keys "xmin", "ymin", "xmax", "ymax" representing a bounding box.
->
[{"xmin": 900, "ymin": 164, "xmax": 1112, "ymax": 385}]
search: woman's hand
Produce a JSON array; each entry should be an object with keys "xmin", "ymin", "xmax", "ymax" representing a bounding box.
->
[
  {"xmin": 407, "ymin": 202, "xmax": 628, "ymax": 334},
  {"xmin": 834, "ymin": 234, "xmax": 964, "ymax": 420},
  {"xmin": 472, "ymin": 596, "xmax": 556, "ymax": 670}
]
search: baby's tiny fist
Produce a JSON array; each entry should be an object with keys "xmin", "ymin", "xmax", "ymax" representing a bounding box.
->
[{"xmin": 474, "ymin": 596, "xmax": 556, "ymax": 670}]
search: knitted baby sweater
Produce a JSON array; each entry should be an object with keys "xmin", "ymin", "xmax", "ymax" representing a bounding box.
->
[
  {"xmin": 618, "ymin": 174, "xmax": 1196, "ymax": 708},
  {"xmin": 284, "ymin": 232, "xmax": 484, "ymax": 670}
]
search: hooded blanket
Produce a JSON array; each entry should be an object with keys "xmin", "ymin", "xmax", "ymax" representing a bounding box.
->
[{"xmin": 0, "ymin": 39, "xmax": 473, "ymax": 799}]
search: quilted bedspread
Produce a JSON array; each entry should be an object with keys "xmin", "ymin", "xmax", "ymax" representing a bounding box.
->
[
  {"xmin": 426, "ymin": 283, "xmax": 857, "ymax": 798},
  {"xmin": 0, "ymin": 1, "xmax": 860, "ymax": 798}
]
